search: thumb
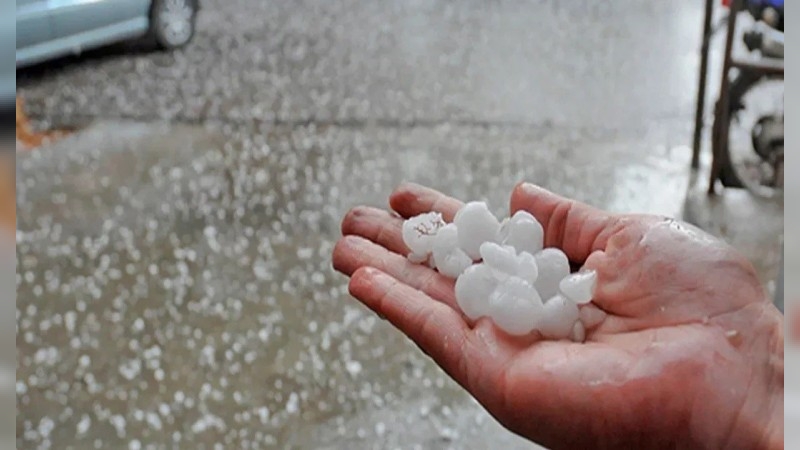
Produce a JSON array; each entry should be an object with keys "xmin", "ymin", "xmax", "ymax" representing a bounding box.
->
[{"xmin": 510, "ymin": 182, "xmax": 615, "ymax": 264}]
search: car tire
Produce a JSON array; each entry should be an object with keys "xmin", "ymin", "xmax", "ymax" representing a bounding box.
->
[{"xmin": 149, "ymin": 0, "xmax": 198, "ymax": 50}]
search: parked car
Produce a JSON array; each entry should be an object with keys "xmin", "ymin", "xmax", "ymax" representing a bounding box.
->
[{"xmin": 16, "ymin": 0, "xmax": 199, "ymax": 68}]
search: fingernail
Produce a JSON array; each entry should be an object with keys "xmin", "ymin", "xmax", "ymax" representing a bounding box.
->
[
  {"xmin": 364, "ymin": 267, "xmax": 394, "ymax": 287},
  {"xmin": 355, "ymin": 266, "xmax": 387, "ymax": 281},
  {"xmin": 342, "ymin": 234, "xmax": 367, "ymax": 247},
  {"xmin": 347, "ymin": 205, "xmax": 369, "ymax": 219},
  {"xmin": 360, "ymin": 266, "xmax": 379, "ymax": 276},
  {"xmin": 342, "ymin": 207, "xmax": 367, "ymax": 235}
]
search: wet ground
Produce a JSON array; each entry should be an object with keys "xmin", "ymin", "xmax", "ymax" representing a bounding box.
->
[
  {"xmin": 18, "ymin": 0, "xmax": 703, "ymax": 131},
  {"xmin": 15, "ymin": 1, "xmax": 782, "ymax": 449}
]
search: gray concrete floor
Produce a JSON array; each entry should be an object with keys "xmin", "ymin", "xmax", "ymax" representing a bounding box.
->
[{"xmin": 16, "ymin": 1, "xmax": 782, "ymax": 449}]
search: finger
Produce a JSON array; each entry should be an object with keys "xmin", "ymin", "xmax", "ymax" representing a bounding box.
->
[
  {"xmin": 348, "ymin": 267, "xmax": 504, "ymax": 394},
  {"xmin": 389, "ymin": 182, "xmax": 463, "ymax": 221},
  {"xmin": 341, "ymin": 206, "xmax": 407, "ymax": 255},
  {"xmin": 578, "ymin": 250, "xmax": 630, "ymax": 331},
  {"xmin": 581, "ymin": 249, "xmax": 616, "ymax": 309},
  {"xmin": 510, "ymin": 182, "xmax": 617, "ymax": 264},
  {"xmin": 578, "ymin": 304, "xmax": 607, "ymax": 330},
  {"xmin": 332, "ymin": 235, "xmax": 459, "ymax": 311}
]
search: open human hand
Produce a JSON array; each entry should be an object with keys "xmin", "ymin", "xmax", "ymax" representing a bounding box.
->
[{"xmin": 332, "ymin": 182, "xmax": 783, "ymax": 449}]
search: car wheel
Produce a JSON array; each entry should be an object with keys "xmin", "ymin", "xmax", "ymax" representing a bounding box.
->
[{"xmin": 150, "ymin": 0, "xmax": 197, "ymax": 50}]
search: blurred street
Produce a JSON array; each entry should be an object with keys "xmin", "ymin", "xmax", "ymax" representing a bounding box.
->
[{"xmin": 15, "ymin": 1, "xmax": 781, "ymax": 449}]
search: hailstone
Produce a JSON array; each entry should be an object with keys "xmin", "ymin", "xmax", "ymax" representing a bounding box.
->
[
  {"xmin": 432, "ymin": 223, "xmax": 459, "ymax": 256},
  {"xmin": 401, "ymin": 201, "xmax": 594, "ymax": 342},
  {"xmin": 515, "ymin": 251, "xmax": 539, "ymax": 285},
  {"xmin": 479, "ymin": 242, "xmax": 520, "ymax": 277},
  {"xmin": 537, "ymin": 294, "xmax": 580, "ymax": 339},
  {"xmin": 455, "ymin": 263, "xmax": 498, "ymax": 321},
  {"xmin": 454, "ymin": 202, "xmax": 501, "ymax": 260},
  {"xmin": 488, "ymin": 276, "xmax": 543, "ymax": 336},
  {"xmin": 431, "ymin": 224, "xmax": 475, "ymax": 278},
  {"xmin": 402, "ymin": 211, "xmax": 446, "ymax": 261},
  {"xmin": 559, "ymin": 270, "xmax": 597, "ymax": 305},
  {"xmin": 499, "ymin": 210, "xmax": 544, "ymax": 256},
  {"xmin": 570, "ymin": 321, "xmax": 586, "ymax": 343},
  {"xmin": 533, "ymin": 248, "xmax": 570, "ymax": 300}
]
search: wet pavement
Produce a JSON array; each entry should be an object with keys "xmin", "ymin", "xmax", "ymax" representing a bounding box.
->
[
  {"xmin": 18, "ymin": 0, "xmax": 702, "ymax": 131},
  {"xmin": 15, "ymin": 1, "xmax": 762, "ymax": 449}
]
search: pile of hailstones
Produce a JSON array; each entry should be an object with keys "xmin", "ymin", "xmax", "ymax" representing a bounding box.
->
[{"xmin": 403, "ymin": 201, "xmax": 597, "ymax": 342}]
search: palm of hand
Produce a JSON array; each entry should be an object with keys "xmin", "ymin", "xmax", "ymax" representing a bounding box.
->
[{"xmin": 333, "ymin": 183, "xmax": 782, "ymax": 450}]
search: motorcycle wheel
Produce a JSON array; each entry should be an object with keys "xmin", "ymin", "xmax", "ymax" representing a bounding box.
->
[{"xmin": 717, "ymin": 72, "xmax": 783, "ymax": 198}]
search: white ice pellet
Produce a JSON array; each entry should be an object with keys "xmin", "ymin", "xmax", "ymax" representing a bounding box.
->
[
  {"xmin": 454, "ymin": 202, "xmax": 501, "ymax": 260},
  {"xmin": 432, "ymin": 224, "xmax": 472, "ymax": 278},
  {"xmin": 500, "ymin": 210, "xmax": 544, "ymax": 256},
  {"xmin": 533, "ymin": 248, "xmax": 570, "ymax": 300},
  {"xmin": 515, "ymin": 251, "xmax": 539, "ymax": 285},
  {"xmin": 559, "ymin": 270, "xmax": 597, "ymax": 305},
  {"xmin": 488, "ymin": 276, "xmax": 543, "ymax": 336},
  {"xmin": 570, "ymin": 321, "xmax": 586, "ymax": 343},
  {"xmin": 402, "ymin": 212, "xmax": 445, "ymax": 257},
  {"xmin": 435, "ymin": 250, "xmax": 472, "ymax": 279},
  {"xmin": 408, "ymin": 252, "xmax": 428, "ymax": 264},
  {"xmin": 479, "ymin": 242, "xmax": 519, "ymax": 276},
  {"xmin": 537, "ymin": 294, "xmax": 579, "ymax": 339},
  {"xmin": 404, "ymin": 202, "xmax": 593, "ymax": 343},
  {"xmin": 432, "ymin": 224, "xmax": 459, "ymax": 256},
  {"xmin": 76, "ymin": 414, "xmax": 91, "ymax": 435},
  {"xmin": 454, "ymin": 263, "xmax": 498, "ymax": 321},
  {"xmin": 578, "ymin": 305, "xmax": 607, "ymax": 329}
]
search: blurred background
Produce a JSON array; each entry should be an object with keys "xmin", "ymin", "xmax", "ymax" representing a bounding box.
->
[{"xmin": 12, "ymin": 0, "xmax": 785, "ymax": 448}]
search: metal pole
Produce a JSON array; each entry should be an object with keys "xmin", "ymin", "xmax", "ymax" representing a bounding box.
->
[
  {"xmin": 730, "ymin": 57, "xmax": 785, "ymax": 76},
  {"xmin": 692, "ymin": 0, "xmax": 715, "ymax": 169},
  {"xmin": 708, "ymin": 0, "xmax": 741, "ymax": 194}
]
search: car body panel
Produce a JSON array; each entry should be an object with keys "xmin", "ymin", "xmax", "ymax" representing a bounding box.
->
[
  {"xmin": 17, "ymin": 0, "xmax": 53, "ymax": 50},
  {"xmin": 17, "ymin": 17, "xmax": 149, "ymax": 67},
  {"xmin": 16, "ymin": 0, "xmax": 152, "ymax": 68},
  {"xmin": 48, "ymin": 0, "xmax": 150, "ymax": 40}
]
